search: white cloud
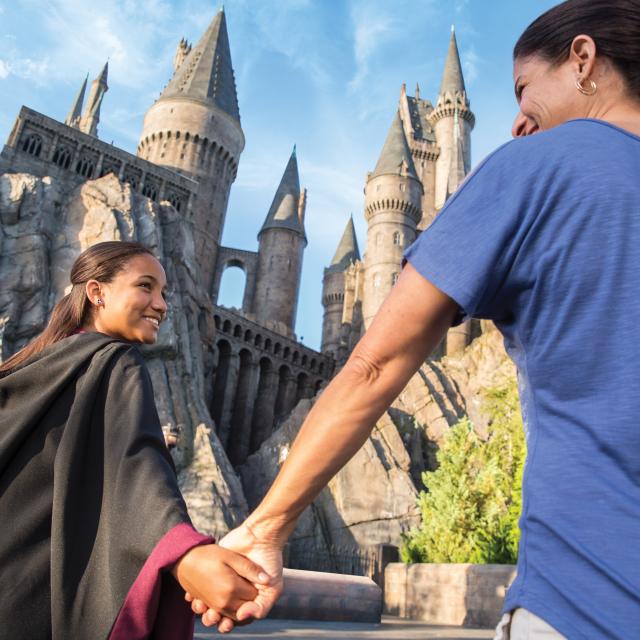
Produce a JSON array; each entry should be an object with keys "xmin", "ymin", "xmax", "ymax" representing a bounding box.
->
[
  {"xmin": 0, "ymin": 60, "xmax": 10, "ymax": 79},
  {"xmin": 463, "ymin": 48, "xmax": 480, "ymax": 84}
]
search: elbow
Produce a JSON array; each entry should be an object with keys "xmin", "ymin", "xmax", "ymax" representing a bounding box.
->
[{"xmin": 341, "ymin": 347, "xmax": 384, "ymax": 387}]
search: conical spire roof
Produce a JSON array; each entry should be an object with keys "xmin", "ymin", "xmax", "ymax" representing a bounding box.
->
[
  {"xmin": 96, "ymin": 60, "xmax": 109, "ymax": 86},
  {"xmin": 371, "ymin": 111, "xmax": 418, "ymax": 180},
  {"xmin": 159, "ymin": 8, "xmax": 240, "ymax": 122},
  {"xmin": 439, "ymin": 28, "xmax": 465, "ymax": 96},
  {"xmin": 259, "ymin": 147, "xmax": 306, "ymax": 240},
  {"xmin": 327, "ymin": 216, "xmax": 360, "ymax": 273},
  {"xmin": 65, "ymin": 74, "xmax": 88, "ymax": 126}
]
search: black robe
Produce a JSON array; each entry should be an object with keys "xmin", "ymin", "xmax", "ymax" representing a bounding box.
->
[{"xmin": 0, "ymin": 333, "xmax": 203, "ymax": 639}]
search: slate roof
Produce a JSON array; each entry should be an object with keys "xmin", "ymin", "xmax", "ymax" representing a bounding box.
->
[
  {"xmin": 371, "ymin": 111, "xmax": 419, "ymax": 180},
  {"xmin": 159, "ymin": 9, "xmax": 240, "ymax": 122},
  {"xmin": 440, "ymin": 29, "xmax": 466, "ymax": 96},
  {"xmin": 326, "ymin": 216, "xmax": 360, "ymax": 273},
  {"xmin": 259, "ymin": 148, "xmax": 306, "ymax": 240}
]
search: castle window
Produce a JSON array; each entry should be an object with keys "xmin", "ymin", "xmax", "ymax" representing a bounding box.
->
[
  {"xmin": 399, "ymin": 184, "xmax": 405, "ymax": 192},
  {"xmin": 22, "ymin": 133, "xmax": 42, "ymax": 157},
  {"xmin": 392, "ymin": 272, "xmax": 399, "ymax": 285},
  {"xmin": 52, "ymin": 145, "xmax": 72, "ymax": 170},
  {"xmin": 142, "ymin": 181, "xmax": 159, "ymax": 201},
  {"xmin": 75, "ymin": 154, "xmax": 96, "ymax": 178},
  {"xmin": 373, "ymin": 274, "xmax": 381, "ymax": 288},
  {"xmin": 283, "ymin": 347, "xmax": 290, "ymax": 359},
  {"xmin": 393, "ymin": 231, "xmax": 402, "ymax": 246},
  {"xmin": 301, "ymin": 355, "xmax": 308, "ymax": 366},
  {"xmin": 274, "ymin": 343, "xmax": 282, "ymax": 356}
]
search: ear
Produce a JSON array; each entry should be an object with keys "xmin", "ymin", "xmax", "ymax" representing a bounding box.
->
[
  {"xmin": 85, "ymin": 279, "xmax": 104, "ymax": 307},
  {"xmin": 569, "ymin": 34, "xmax": 597, "ymax": 79}
]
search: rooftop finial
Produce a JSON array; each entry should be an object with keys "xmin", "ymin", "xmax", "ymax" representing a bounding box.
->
[
  {"xmin": 451, "ymin": 24, "xmax": 455, "ymax": 34},
  {"xmin": 292, "ymin": 143, "xmax": 297, "ymax": 157},
  {"xmin": 415, "ymin": 82, "xmax": 420, "ymax": 99}
]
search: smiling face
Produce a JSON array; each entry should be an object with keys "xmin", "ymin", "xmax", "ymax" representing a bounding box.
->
[
  {"xmin": 85, "ymin": 254, "xmax": 168, "ymax": 344},
  {"xmin": 512, "ymin": 54, "xmax": 586, "ymax": 137}
]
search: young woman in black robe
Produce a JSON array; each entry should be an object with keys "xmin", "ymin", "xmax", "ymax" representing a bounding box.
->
[{"xmin": 0, "ymin": 241, "xmax": 269, "ymax": 639}]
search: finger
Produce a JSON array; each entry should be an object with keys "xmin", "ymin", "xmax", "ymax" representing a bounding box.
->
[
  {"xmin": 191, "ymin": 599, "xmax": 207, "ymax": 615},
  {"xmin": 236, "ymin": 589, "xmax": 278, "ymax": 621},
  {"xmin": 184, "ymin": 592, "xmax": 194, "ymax": 602},
  {"xmin": 217, "ymin": 616, "xmax": 235, "ymax": 634},
  {"xmin": 224, "ymin": 552, "xmax": 271, "ymax": 586},
  {"xmin": 202, "ymin": 609, "xmax": 221, "ymax": 627}
]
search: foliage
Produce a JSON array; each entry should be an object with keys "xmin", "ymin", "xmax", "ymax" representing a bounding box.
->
[{"xmin": 400, "ymin": 378, "xmax": 525, "ymax": 564}]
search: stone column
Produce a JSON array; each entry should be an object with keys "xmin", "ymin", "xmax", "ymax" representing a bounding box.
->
[
  {"xmin": 228, "ymin": 356, "xmax": 260, "ymax": 466},
  {"xmin": 250, "ymin": 364, "xmax": 280, "ymax": 452},
  {"xmin": 217, "ymin": 349, "xmax": 240, "ymax": 448}
]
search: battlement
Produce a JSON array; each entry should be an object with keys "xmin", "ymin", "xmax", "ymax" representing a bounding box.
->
[{"xmin": 1, "ymin": 106, "xmax": 198, "ymax": 215}]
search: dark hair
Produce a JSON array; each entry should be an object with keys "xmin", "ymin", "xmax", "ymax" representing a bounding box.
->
[
  {"xmin": 0, "ymin": 241, "xmax": 155, "ymax": 373},
  {"xmin": 514, "ymin": 0, "xmax": 640, "ymax": 97}
]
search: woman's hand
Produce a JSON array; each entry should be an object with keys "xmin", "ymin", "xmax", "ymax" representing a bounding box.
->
[
  {"xmin": 172, "ymin": 542, "xmax": 271, "ymax": 630},
  {"xmin": 186, "ymin": 523, "xmax": 284, "ymax": 632}
]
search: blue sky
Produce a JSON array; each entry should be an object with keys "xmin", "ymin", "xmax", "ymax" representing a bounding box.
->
[{"xmin": 0, "ymin": 0, "xmax": 557, "ymax": 350}]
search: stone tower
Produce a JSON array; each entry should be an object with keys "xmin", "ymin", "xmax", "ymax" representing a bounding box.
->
[
  {"xmin": 137, "ymin": 8, "xmax": 244, "ymax": 291},
  {"xmin": 252, "ymin": 148, "xmax": 307, "ymax": 338},
  {"xmin": 321, "ymin": 215, "xmax": 360, "ymax": 358},
  {"xmin": 362, "ymin": 112, "xmax": 423, "ymax": 329},
  {"xmin": 65, "ymin": 74, "xmax": 88, "ymax": 129},
  {"xmin": 430, "ymin": 27, "xmax": 474, "ymax": 210},
  {"xmin": 79, "ymin": 62, "xmax": 108, "ymax": 137}
]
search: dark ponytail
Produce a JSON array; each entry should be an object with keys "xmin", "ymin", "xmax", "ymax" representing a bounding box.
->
[
  {"xmin": 0, "ymin": 241, "xmax": 155, "ymax": 373},
  {"xmin": 514, "ymin": 0, "xmax": 640, "ymax": 98}
]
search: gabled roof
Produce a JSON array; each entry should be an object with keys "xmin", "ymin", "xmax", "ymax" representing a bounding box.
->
[
  {"xmin": 159, "ymin": 8, "xmax": 240, "ymax": 122},
  {"xmin": 371, "ymin": 111, "xmax": 418, "ymax": 180},
  {"xmin": 440, "ymin": 28, "xmax": 466, "ymax": 97},
  {"xmin": 259, "ymin": 147, "xmax": 306, "ymax": 240},
  {"xmin": 326, "ymin": 216, "xmax": 360, "ymax": 273}
]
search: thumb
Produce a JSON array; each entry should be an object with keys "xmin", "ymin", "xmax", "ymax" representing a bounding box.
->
[{"xmin": 225, "ymin": 552, "xmax": 272, "ymax": 586}]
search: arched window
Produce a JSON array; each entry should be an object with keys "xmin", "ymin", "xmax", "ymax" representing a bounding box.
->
[
  {"xmin": 22, "ymin": 133, "xmax": 42, "ymax": 157},
  {"xmin": 52, "ymin": 146, "xmax": 72, "ymax": 170},
  {"xmin": 75, "ymin": 155, "xmax": 95, "ymax": 178},
  {"xmin": 392, "ymin": 272, "xmax": 399, "ymax": 285},
  {"xmin": 373, "ymin": 273, "xmax": 381, "ymax": 288},
  {"xmin": 393, "ymin": 231, "xmax": 402, "ymax": 246}
]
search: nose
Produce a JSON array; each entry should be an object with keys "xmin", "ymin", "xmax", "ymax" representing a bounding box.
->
[
  {"xmin": 152, "ymin": 291, "xmax": 168, "ymax": 317},
  {"xmin": 512, "ymin": 111, "xmax": 538, "ymax": 138}
]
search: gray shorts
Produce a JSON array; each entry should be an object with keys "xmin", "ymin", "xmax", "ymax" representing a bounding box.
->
[{"xmin": 494, "ymin": 608, "xmax": 566, "ymax": 640}]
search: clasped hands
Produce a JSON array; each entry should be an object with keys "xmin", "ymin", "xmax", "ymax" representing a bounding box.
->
[{"xmin": 173, "ymin": 522, "xmax": 284, "ymax": 634}]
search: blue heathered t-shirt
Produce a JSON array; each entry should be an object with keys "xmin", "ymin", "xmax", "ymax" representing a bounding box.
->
[{"xmin": 404, "ymin": 119, "xmax": 640, "ymax": 640}]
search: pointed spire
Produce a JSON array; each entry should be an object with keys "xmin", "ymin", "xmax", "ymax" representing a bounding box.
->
[
  {"xmin": 65, "ymin": 73, "xmax": 88, "ymax": 128},
  {"xmin": 96, "ymin": 60, "xmax": 109, "ymax": 85},
  {"xmin": 258, "ymin": 148, "xmax": 306, "ymax": 240},
  {"xmin": 159, "ymin": 8, "xmax": 240, "ymax": 122},
  {"xmin": 415, "ymin": 82, "xmax": 420, "ymax": 100},
  {"xmin": 371, "ymin": 111, "xmax": 418, "ymax": 180},
  {"xmin": 439, "ymin": 28, "xmax": 465, "ymax": 97},
  {"xmin": 79, "ymin": 62, "xmax": 109, "ymax": 137},
  {"xmin": 327, "ymin": 216, "xmax": 360, "ymax": 273}
]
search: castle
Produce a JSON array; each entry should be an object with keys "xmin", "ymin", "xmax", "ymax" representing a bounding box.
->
[
  {"xmin": 321, "ymin": 28, "xmax": 479, "ymax": 363},
  {"xmin": 0, "ymin": 10, "xmax": 476, "ymax": 467}
]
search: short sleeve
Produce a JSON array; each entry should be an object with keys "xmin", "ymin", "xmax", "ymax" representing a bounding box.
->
[{"xmin": 404, "ymin": 139, "xmax": 540, "ymax": 322}]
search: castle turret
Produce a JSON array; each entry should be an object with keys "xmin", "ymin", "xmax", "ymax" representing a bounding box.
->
[
  {"xmin": 79, "ymin": 62, "xmax": 108, "ymax": 137},
  {"xmin": 137, "ymin": 8, "xmax": 244, "ymax": 290},
  {"xmin": 321, "ymin": 215, "xmax": 360, "ymax": 357},
  {"xmin": 65, "ymin": 74, "xmax": 88, "ymax": 129},
  {"xmin": 173, "ymin": 38, "xmax": 192, "ymax": 72},
  {"xmin": 429, "ymin": 27, "xmax": 474, "ymax": 210},
  {"xmin": 252, "ymin": 148, "xmax": 307, "ymax": 338},
  {"xmin": 362, "ymin": 111, "xmax": 422, "ymax": 329}
]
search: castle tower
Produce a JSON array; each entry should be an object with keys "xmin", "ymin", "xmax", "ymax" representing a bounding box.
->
[
  {"xmin": 429, "ymin": 27, "xmax": 474, "ymax": 211},
  {"xmin": 65, "ymin": 74, "xmax": 88, "ymax": 129},
  {"xmin": 252, "ymin": 147, "xmax": 307, "ymax": 337},
  {"xmin": 321, "ymin": 215, "xmax": 360, "ymax": 357},
  {"xmin": 79, "ymin": 62, "xmax": 108, "ymax": 137},
  {"xmin": 362, "ymin": 112, "xmax": 422, "ymax": 329},
  {"xmin": 137, "ymin": 8, "xmax": 244, "ymax": 290}
]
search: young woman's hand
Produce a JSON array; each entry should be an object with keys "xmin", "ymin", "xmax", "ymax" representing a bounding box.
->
[
  {"xmin": 172, "ymin": 542, "xmax": 271, "ymax": 629},
  {"xmin": 185, "ymin": 523, "xmax": 284, "ymax": 633}
]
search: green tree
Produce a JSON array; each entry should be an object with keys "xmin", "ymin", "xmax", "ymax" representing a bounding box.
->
[{"xmin": 401, "ymin": 379, "xmax": 525, "ymax": 564}]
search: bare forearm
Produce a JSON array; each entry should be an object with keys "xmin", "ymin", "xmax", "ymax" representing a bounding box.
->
[{"xmin": 246, "ymin": 266, "xmax": 458, "ymax": 543}]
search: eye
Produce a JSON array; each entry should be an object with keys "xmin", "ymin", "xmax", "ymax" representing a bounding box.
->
[{"xmin": 139, "ymin": 282, "xmax": 152, "ymax": 290}]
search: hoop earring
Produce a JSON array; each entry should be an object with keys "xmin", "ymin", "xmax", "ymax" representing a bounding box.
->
[{"xmin": 576, "ymin": 77, "xmax": 597, "ymax": 96}]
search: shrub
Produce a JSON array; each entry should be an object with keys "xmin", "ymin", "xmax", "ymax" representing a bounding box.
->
[{"xmin": 401, "ymin": 379, "xmax": 525, "ymax": 564}]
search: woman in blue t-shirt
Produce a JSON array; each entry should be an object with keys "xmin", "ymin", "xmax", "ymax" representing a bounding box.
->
[{"xmin": 192, "ymin": 1, "xmax": 640, "ymax": 638}]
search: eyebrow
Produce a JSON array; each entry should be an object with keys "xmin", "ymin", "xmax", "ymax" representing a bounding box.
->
[{"xmin": 138, "ymin": 274, "xmax": 168, "ymax": 290}]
